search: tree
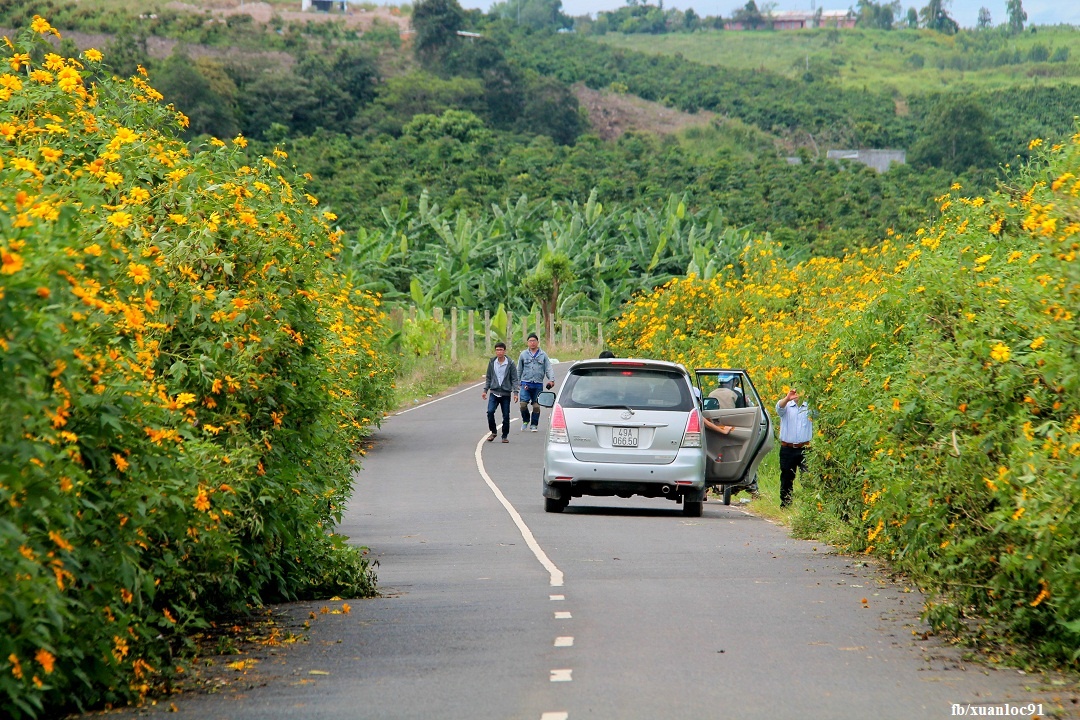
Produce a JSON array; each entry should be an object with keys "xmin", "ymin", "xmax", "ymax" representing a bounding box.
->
[
  {"xmin": 909, "ymin": 97, "xmax": 997, "ymax": 174},
  {"xmin": 491, "ymin": 0, "xmax": 569, "ymax": 30},
  {"xmin": 236, "ymin": 69, "xmax": 322, "ymax": 139},
  {"xmin": 352, "ymin": 71, "xmax": 485, "ymax": 137},
  {"xmin": 730, "ymin": 0, "xmax": 766, "ymax": 29},
  {"xmin": 517, "ymin": 74, "xmax": 585, "ymax": 145},
  {"xmin": 442, "ymin": 36, "xmax": 524, "ymax": 129},
  {"xmin": 905, "ymin": 7, "xmax": 918, "ymax": 27},
  {"xmin": 103, "ymin": 29, "xmax": 149, "ymax": 79},
  {"xmin": 402, "ymin": 109, "xmax": 490, "ymax": 143},
  {"xmin": 856, "ymin": 0, "xmax": 901, "ymax": 30},
  {"xmin": 521, "ymin": 254, "xmax": 576, "ymax": 341},
  {"xmin": 684, "ymin": 8, "xmax": 701, "ymax": 31},
  {"xmin": 412, "ymin": 0, "xmax": 466, "ymax": 68},
  {"xmin": 153, "ymin": 51, "xmax": 239, "ymax": 139},
  {"xmin": 295, "ymin": 45, "xmax": 379, "ymax": 133},
  {"xmin": 976, "ymin": 7, "xmax": 992, "ymax": 29},
  {"xmin": 920, "ymin": 0, "xmax": 958, "ymax": 34},
  {"xmin": 1006, "ymin": 0, "xmax": 1026, "ymax": 34}
]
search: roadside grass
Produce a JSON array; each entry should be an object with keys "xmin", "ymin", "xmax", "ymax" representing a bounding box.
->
[
  {"xmin": 392, "ymin": 353, "xmax": 490, "ymax": 411},
  {"xmin": 596, "ymin": 27, "xmax": 1080, "ymax": 95},
  {"xmin": 721, "ymin": 454, "xmax": 852, "ymax": 549},
  {"xmin": 390, "ymin": 339, "xmax": 604, "ymax": 412}
]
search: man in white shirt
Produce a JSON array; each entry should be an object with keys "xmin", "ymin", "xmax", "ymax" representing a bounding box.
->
[{"xmin": 775, "ymin": 387, "xmax": 813, "ymax": 508}]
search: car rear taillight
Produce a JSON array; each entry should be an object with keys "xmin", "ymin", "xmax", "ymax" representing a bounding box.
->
[
  {"xmin": 549, "ymin": 403, "xmax": 569, "ymax": 443},
  {"xmin": 681, "ymin": 409, "xmax": 702, "ymax": 448}
]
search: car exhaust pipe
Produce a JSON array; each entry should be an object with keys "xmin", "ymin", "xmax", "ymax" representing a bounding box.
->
[{"xmin": 661, "ymin": 485, "xmax": 671, "ymax": 494}]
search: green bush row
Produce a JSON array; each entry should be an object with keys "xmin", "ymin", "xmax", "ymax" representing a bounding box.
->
[
  {"xmin": 609, "ymin": 129, "xmax": 1079, "ymax": 666},
  {"xmin": 0, "ymin": 20, "xmax": 394, "ymax": 717},
  {"xmin": 800, "ymin": 135, "xmax": 1080, "ymax": 664}
]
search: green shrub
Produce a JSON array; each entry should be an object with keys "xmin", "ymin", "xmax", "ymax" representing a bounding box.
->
[
  {"xmin": 0, "ymin": 18, "xmax": 394, "ymax": 717},
  {"xmin": 809, "ymin": 138, "xmax": 1079, "ymax": 664},
  {"xmin": 610, "ymin": 130, "xmax": 1080, "ymax": 667}
]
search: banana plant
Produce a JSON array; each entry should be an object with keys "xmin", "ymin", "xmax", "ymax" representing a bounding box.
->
[{"xmin": 341, "ymin": 189, "xmax": 770, "ymax": 326}]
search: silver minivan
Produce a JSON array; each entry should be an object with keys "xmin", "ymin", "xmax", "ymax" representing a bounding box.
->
[{"xmin": 537, "ymin": 360, "xmax": 772, "ymax": 516}]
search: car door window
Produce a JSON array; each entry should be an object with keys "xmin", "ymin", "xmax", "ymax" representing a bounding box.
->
[{"xmin": 694, "ymin": 369, "xmax": 773, "ymax": 484}]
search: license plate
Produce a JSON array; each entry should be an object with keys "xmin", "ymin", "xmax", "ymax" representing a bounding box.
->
[{"xmin": 612, "ymin": 427, "xmax": 639, "ymax": 447}]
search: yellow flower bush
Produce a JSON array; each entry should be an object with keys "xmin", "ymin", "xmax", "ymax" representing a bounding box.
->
[
  {"xmin": 0, "ymin": 21, "xmax": 393, "ymax": 717},
  {"xmin": 611, "ymin": 128, "xmax": 1080, "ymax": 665}
]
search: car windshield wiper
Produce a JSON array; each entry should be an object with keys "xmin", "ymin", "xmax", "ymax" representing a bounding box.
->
[{"xmin": 587, "ymin": 405, "xmax": 635, "ymax": 415}]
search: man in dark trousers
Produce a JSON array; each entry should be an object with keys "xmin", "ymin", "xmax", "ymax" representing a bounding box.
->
[
  {"xmin": 517, "ymin": 333, "xmax": 555, "ymax": 432},
  {"xmin": 482, "ymin": 342, "xmax": 519, "ymax": 443},
  {"xmin": 775, "ymin": 386, "xmax": 813, "ymax": 507}
]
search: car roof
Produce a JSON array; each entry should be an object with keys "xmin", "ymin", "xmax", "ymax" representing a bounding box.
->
[{"xmin": 569, "ymin": 358, "xmax": 691, "ymax": 376}]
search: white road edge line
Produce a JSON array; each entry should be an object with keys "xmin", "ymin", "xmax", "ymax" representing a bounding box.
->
[
  {"xmin": 550, "ymin": 669, "xmax": 573, "ymax": 682},
  {"xmin": 541, "ymin": 713, "xmax": 569, "ymax": 720},
  {"xmin": 394, "ymin": 381, "xmax": 485, "ymax": 416},
  {"xmin": 475, "ymin": 434, "xmax": 565, "ymax": 587},
  {"xmin": 554, "ymin": 636, "xmax": 574, "ymax": 647}
]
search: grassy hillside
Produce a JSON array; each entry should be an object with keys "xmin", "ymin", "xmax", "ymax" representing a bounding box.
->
[{"xmin": 597, "ymin": 26, "xmax": 1080, "ymax": 95}]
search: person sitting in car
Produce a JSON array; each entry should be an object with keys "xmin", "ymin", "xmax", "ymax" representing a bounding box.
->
[{"xmin": 708, "ymin": 374, "xmax": 744, "ymax": 409}]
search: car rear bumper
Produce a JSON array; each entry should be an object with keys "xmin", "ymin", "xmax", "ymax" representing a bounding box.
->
[{"xmin": 542, "ymin": 446, "xmax": 706, "ymax": 501}]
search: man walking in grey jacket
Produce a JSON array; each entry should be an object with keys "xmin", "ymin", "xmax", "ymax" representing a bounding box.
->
[
  {"xmin": 517, "ymin": 333, "xmax": 555, "ymax": 432},
  {"xmin": 482, "ymin": 342, "xmax": 519, "ymax": 442}
]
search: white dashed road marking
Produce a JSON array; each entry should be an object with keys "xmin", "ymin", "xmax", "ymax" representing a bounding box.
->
[{"xmin": 475, "ymin": 424, "xmax": 572, "ymax": 718}]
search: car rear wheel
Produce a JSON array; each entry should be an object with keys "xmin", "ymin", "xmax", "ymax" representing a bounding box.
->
[
  {"xmin": 545, "ymin": 497, "xmax": 567, "ymax": 513},
  {"xmin": 682, "ymin": 499, "xmax": 703, "ymax": 517},
  {"xmin": 723, "ymin": 485, "xmax": 732, "ymax": 506}
]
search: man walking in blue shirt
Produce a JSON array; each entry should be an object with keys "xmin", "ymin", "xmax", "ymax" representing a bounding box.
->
[
  {"xmin": 776, "ymin": 387, "xmax": 813, "ymax": 508},
  {"xmin": 517, "ymin": 333, "xmax": 555, "ymax": 432}
]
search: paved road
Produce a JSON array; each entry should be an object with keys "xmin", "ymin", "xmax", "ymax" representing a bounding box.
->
[{"xmin": 119, "ymin": 363, "xmax": 1072, "ymax": 720}]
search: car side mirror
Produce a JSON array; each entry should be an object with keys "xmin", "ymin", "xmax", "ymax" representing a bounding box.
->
[
  {"xmin": 537, "ymin": 391, "xmax": 556, "ymax": 408},
  {"xmin": 702, "ymin": 397, "xmax": 719, "ymax": 411}
]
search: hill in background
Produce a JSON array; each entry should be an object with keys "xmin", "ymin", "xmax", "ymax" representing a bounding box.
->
[{"xmin": 597, "ymin": 25, "xmax": 1080, "ymax": 95}]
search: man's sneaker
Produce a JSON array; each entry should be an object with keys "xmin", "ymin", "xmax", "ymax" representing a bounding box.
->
[
  {"xmin": 487, "ymin": 432, "xmax": 497, "ymax": 442},
  {"xmin": 520, "ymin": 424, "xmax": 528, "ymax": 432},
  {"xmin": 530, "ymin": 425, "xmax": 539, "ymax": 432},
  {"xmin": 501, "ymin": 437, "xmax": 509, "ymax": 443}
]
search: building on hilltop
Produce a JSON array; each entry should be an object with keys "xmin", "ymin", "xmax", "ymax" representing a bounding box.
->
[
  {"xmin": 826, "ymin": 149, "xmax": 906, "ymax": 173},
  {"xmin": 726, "ymin": 9, "xmax": 856, "ymax": 30},
  {"xmin": 301, "ymin": 0, "xmax": 347, "ymax": 11}
]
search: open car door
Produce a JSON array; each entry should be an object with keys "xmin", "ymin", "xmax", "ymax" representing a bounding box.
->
[{"xmin": 694, "ymin": 368, "xmax": 774, "ymax": 488}]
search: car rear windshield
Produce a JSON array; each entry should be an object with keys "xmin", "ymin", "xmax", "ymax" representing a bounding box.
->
[{"xmin": 560, "ymin": 367, "xmax": 693, "ymax": 411}]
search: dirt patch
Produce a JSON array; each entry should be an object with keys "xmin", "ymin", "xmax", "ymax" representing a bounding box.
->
[{"xmin": 572, "ymin": 84, "xmax": 716, "ymax": 141}]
